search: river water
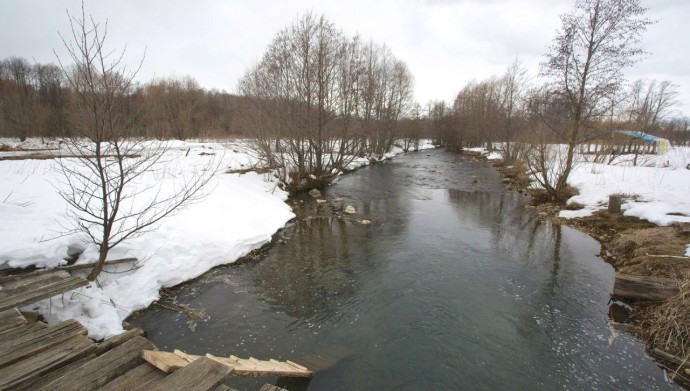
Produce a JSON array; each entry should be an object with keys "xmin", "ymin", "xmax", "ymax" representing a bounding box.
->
[{"xmin": 129, "ymin": 149, "xmax": 676, "ymax": 390}]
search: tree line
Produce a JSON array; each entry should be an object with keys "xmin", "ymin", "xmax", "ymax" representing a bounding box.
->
[{"xmin": 0, "ymin": 56, "xmax": 259, "ymax": 140}]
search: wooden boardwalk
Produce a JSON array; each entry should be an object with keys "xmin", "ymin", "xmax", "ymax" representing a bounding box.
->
[{"xmin": 0, "ymin": 270, "xmax": 311, "ymax": 391}]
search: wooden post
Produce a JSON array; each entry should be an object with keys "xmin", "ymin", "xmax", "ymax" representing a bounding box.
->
[{"xmin": 608, "ymin": 195, "xmax": 622, "ymax": 214}]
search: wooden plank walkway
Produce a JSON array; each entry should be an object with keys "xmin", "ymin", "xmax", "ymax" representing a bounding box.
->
[{"xmin": 0, "ymin": 269, "xmax": 314, "ymax": 391}]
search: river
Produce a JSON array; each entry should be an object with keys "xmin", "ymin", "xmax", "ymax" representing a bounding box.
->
[{"xmin": 129, "ymin": 149, "xmax": 676, "ymax": 390}]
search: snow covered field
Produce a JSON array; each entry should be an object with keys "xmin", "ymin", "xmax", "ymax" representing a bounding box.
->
[
  {"xmin": 558, "ymin": 146, "xmax": 690, "ymax": 226},
  {"xmin": 0, "ymin": 138, "xmax": 433, "ymax": 339}
]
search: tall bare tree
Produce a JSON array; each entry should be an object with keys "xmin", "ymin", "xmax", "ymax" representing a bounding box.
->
[
  {"xmin": 55, "ymin": 3, "xmax": 215, "ymax": 281},
  {"xmin": 540, "ymin": 0, "xmax": 653, "ymax": 200},
  {"xmin": 499, "ymin": 59, "xmax": 529, "ymax": 162}
]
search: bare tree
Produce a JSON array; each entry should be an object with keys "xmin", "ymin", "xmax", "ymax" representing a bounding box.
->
[
  {"xmin": 624, "ymin": 79, "xmax": 679, "ymax": 132},
  {"xmin": 498, "ymin": 59, "xmax": 529, "ymax": 162},
  {"xmin": 540, "ymin": 0, "xmax": 653, "ymax": 201},
  {"xmin": 239, "ymin": 13, "xmax": 413, "ymax": 190},
  {"xmin": 55, "ymin": 4, "xmax": 215, "ymax": 281}
]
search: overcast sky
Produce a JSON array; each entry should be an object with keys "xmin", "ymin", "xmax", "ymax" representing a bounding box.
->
[{"xmin": 1, "ymin": 0, "xmax": 688, "ymax": 116}]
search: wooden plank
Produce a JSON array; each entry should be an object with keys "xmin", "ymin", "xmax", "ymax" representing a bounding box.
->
[
  {"xmin": 174, "ymin": 348, "xmax": 198, "ymax": 363},
  {"xmin": 0, "ymin": 307, "xmax": 27, "ymax": 333},
  {"xmin": 19, "ymin": 354, "xmax": 95, "ymax": 391},
  {"xmin": 0, "ymin": 321, "xmax": 46, "ymax": 340},
  {"xmin": 35, "ymin": 335, "xmax": 155, "ymax": 391},
  {"xmin": 612, "ymin": 273, "xmax": 680, "ymax": 301},
  {"xmin": 94, "ymin": 327, "xmax": 145, "ymax": 356},
  {"xmin": 259, "ymin": 385, "xmax": 288, "ymax": 391},
  {"xmin": 143, "ymin": 350, "xmax": 313, "ymax": 378},
  {"xmin": 0, "ymin": 270, "xmax": 69, "ymax": 287},
  {"xmin": 59, "ymin": 258, "xmax": 138, "ymax": 272},
  {"xmin": 100, "ymin": 363, "xmax": 165, "ymax": 391},
  {"xmin": 0, "ymin": 320, "xmax": 87, "ymax": 368},
  {"xmin": 0, "ymin": 276, "xmax": 88, "ymax": 311},
  {"xmin": 145, "ymin": 357, "xmax": 233, "ymax": 391},
  {"xmin": 0, "ymin": 334, "xmax": 96, "ymax": 390},
  {"xmin": 207, "ymin": 355, "xmax": 313, "ymax": 378},
  {"xmin": 142, "ymin": 350, "xmax": 191, "ymax": 373}
]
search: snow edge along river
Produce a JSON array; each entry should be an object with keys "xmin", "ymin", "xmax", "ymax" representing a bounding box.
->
[{"xmin": 0, "ymin": 138, "xmax": 435, "ymax": 339}]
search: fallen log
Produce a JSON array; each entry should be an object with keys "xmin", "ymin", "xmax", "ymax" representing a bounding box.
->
[{"xmin": 612, "ymin": 273, "xmax": 680, "ymax": 301}]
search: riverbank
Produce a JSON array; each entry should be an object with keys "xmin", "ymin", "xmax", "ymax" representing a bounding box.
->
[
  {"xmin": 0, "ymin": 137, "xmax": 436, "ymax": 340},
  {"xmin": 478, "ymin": 147, "xmax": 690, "ymax": 387}
]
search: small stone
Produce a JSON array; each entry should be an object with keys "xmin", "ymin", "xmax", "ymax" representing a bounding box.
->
[
  {"xmin": 361, "ymin": 219, "xmax": 372, "ymax": 225},
  {"xmin": 344, "ymin": 205, "xmax": 356, "ymax": 215},
  {"xmin": 308, "ymin": 189, "xmax": 322, "ymax": 198},
  {"xmin": 334, "ymin": 197, "xmax": 343, "ymax": 202},
  {"xmin": 316, "ymin": 199, "xmax": 327, "ymax": 204}
]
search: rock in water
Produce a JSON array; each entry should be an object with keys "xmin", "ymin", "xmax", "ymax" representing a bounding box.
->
[
  {"xmin": 344, "ymin": 205, "xmax": 356, "ymax": 215},
  {"xmin": 316, "ymin": 199, "xmax": 327, "ymax": 204},
  {"xmin": 361, "ymin": 219, "xmax": 372, "ymax": 225},
  {"xmin": 308, "ymin": 189, "xmax": 322, "ymax": 198}
]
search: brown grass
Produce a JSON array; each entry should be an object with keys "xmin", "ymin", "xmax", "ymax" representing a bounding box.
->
[{"xmin": 610, "ymin": 226, "xmax": 690, "ymax": 279}]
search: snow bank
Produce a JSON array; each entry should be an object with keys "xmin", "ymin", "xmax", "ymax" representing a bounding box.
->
[
  {"xmin": 0, "ymin": 139, "xmax": 294, "ymax": 339},
  {"xmin": 559, "ymin": 146, "xmax": 690, "ymax": 226},
  {"xmin": 0, "ymin": 138, "xmax": 435, "ymax": 339}
]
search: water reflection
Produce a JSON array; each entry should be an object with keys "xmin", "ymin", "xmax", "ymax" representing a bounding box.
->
[{"xmin": 129, "ymin": 149, "xmax": 676, "ymax": 391}]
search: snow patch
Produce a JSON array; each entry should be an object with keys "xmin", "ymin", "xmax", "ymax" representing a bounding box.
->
[{"xmin": 560, "ymin": 146, "xmax": 690, "ymax": 226}]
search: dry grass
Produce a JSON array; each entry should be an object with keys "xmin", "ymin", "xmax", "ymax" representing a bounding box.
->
[
  {"xmin": 647, "ymin": 279, "xmax": 690, "ymax": 357},
  {"xmin": 643, "ymin": 278, "xmax": 690, "ymax": 386},
  {"xmin": 610, "ymin": 226, "xmax": 690, "ymax": 279}
]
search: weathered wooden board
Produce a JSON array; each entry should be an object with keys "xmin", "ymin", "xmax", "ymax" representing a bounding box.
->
[
  {"xmin": 0, "ymin": 307, "xmax": 27, "ymax": 334},
  {"xmin": 0, "ymin": 270, "xmax": 71, "ymax": 289},
  {"xmin": 0, "ymin": 319, "xmax": 87, "ymax": 368},
  {"xmin": 100, "ymin": 363, "xmax": 166, "ymax": 391},
  {"xmin": 141, "ymin": 350, "xmax": 190, "ymax": 373},
  {"xmin": 141, "ymin": 350, "xmax": 314, "ymax": 378},
  {"xmin": 0, "ymin": 334, "xmax": 96, "ymax": 390},
  {"xmin": 35, "ymin": 335, "xmax": 155, "ymax": 391},
  {"xmin": 18, "ymin": 354, "xmax": 95, "ymax": 391},
  {"xmin": 259, "ymin": 384, "xmax": 289, "ymax": 391},
  {"xmin": 94, "ymin": 327, "xmax": 145, "ymax": 356},
  {"xmin": 0, "ymin": 321, "xmax": 46, "ymax": 341},
  {"xmin": 612, "ymin": 273, "xmax": 680, "ymax": 301},
  {"xmin": 144, "ymin": 357, "xmax": 233, "ymax": 391},
  {"xmin": 0, "ymin": 275, "xmax": 88, "ymax": 311}
]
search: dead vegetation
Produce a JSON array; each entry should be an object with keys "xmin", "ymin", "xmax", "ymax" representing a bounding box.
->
[
  {"xmin": 609, "ymin": 225, "xmax": 690, "ymax": 279},
  {"xmin": 644, "ymin": 279, "xmax": 690, "ymax": 387}
]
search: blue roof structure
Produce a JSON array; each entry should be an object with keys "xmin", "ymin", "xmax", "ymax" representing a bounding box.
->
[{"xmin": 615, "ymin": 130, "xmax": 662, "ymax": 143}]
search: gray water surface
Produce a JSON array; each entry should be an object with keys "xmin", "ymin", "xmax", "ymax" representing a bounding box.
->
[{"xmin": 129, "ymin": 149, "xmax": 675, "ymax": 390}]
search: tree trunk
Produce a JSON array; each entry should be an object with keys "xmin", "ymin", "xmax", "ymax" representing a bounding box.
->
[{"xmin": 87, "ymin": 245, "xmax": 108, "ymax": 281}]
